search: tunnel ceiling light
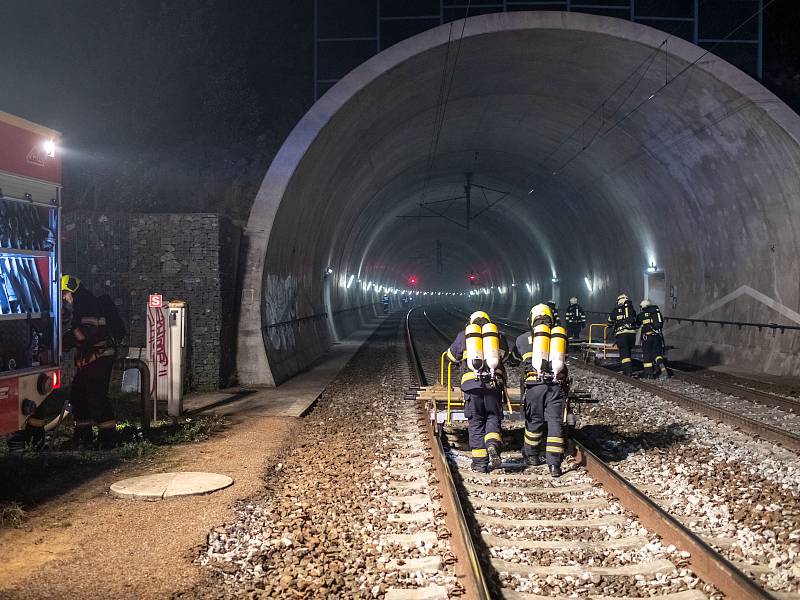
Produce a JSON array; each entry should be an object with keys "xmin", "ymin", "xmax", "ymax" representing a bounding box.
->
[
  {"xmin": 511, "ymin": 283, "xmax": 516, "ymax": 287},
  {"xmin": 346, "ymin": 274, "xmax": 355, "ymax": 288},
  {"xmin": 551, "ymin": 277, "xmax": 559, "ymax": 283},
  {"xmin": 584, "ymin": 276, "xmax": 593, "ymax": 294},
  {"xmin": 526, "ymin": 283, "xmax": 532, "ymax": 294},
  {"xmin": 647, "ymin": 262, "xmax": 660, "ymax": 273},
  {"xmin": 325, "ymin": 266, "xmax": 334, "ymax": 275}
]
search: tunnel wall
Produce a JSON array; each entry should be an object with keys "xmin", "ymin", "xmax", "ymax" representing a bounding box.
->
[{"xmin": 238, "ymin": 11, "xmax": 800, "ymax": 386}]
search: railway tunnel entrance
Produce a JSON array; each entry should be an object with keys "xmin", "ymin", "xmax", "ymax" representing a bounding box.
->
[{"xmin": 237, "ymin": 11, "xmax": 800, "ymax": 386}]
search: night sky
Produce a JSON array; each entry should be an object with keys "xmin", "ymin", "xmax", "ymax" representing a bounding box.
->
[{"xmin": 0, "ymin": 1, "xmax": 797, "ymax": 222}]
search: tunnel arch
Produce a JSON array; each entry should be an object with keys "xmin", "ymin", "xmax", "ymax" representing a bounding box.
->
[{"xmin": 238, "ymin": 10, "xmax": 800, "ymax": 385}]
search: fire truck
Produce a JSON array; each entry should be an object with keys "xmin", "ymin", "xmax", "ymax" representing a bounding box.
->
[{"xmin": 0, "ymin": 110, "xmax": 62, "ymax": 436}]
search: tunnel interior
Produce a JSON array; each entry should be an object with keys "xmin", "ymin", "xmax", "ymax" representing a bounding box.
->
[{"xmin": 239, "ymin": 11, "xmax": 800, "ymax": 385}]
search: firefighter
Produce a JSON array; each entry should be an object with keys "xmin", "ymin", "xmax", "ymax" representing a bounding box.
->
[
  {"xmin": 607, "ymin": 293, "xmax": 638, "ymax": 376},
  {"xmin": 446, "ymin": 311, "xmax": 510, "ymax": 473},
  {"xmin": 638, "ymin": 299, "xmax": 669, "ymax": 379},
  {"xmin": 512, "ymin": 304, "xmax": 567, "ymax": 477},
  {"xmin": 61, "ymin": 275, "xmax": 118, "ymax": 449},
  {"xmin": 564, "ymin": 297, "xmax": 586, "ymax": 340}
]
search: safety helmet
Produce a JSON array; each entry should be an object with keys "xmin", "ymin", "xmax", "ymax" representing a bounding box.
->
[
  {"xmin": 569, "ymin": 297, "xmax": 578, "ymax": 305},
  {"xmin": 61, "ymin": 275, "xmax": 81, "ymax": 293},
  {"xmin": 529, "ymin": 303, "xmax": 553, "ymax": 326},
  {"xmin": 617, "ymin": 293, "xmax": 628, "ymax": 305},
  {"xmin": 469, "ymin": 310, "xmax": 491, "ymax": 325},
  {"xmin": 640, "ymin": 299, "xmax": 651, "ymax": 308}
]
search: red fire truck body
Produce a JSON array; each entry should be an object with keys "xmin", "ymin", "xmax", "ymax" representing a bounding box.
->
[{"xmin": 0, "ymin": 111, "xmax": 62, "ymax": 435}]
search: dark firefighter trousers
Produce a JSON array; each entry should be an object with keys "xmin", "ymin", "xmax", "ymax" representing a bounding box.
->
[
  {"xmin": 566, "ymin": 323, "xmax": 582, "ymax": 340},
  {"xmin": 641, "ymin": 333, "xmax": 666, "ymax": 378},
  {"xmin": 71, "ymin": 356, "xmax": 116, "ymax": 428},
  {"xmin": 615, "ymin": 332, "xmax": 636, "ymax": 376},
  {"xmin": 463, "ymin": 387, "xmax": 503, "ymax": 467},
  {"xmin": 523, "ymin": 382, "xmax": 565, "ymax": 466}
]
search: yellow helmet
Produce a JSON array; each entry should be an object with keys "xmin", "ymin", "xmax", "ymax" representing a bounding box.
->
[
  {"xmin": 529, "ymin": 303, "xmax": 553, "ymax": 326},
  {"xmin": 469, "ymin": 310, "xmax": 490, "ymax": 325},
  {"xmin": 61, "ymin": 275, "xmax": 81, "ymax": 293}
]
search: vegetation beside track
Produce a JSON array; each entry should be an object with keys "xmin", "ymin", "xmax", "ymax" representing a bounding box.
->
[{"xmin": 0, "ymin": 390, "xmax": 227, "ymax": 527}]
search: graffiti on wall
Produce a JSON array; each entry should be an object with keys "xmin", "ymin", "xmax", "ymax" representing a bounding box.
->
[{"xmin": 262, "ymin": 273, "xmax": 298, "ymax": 352}]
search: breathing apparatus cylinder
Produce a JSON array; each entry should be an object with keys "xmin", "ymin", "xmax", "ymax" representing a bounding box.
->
[
  {"xmin": 531, "ymin": 323, "xmax": 551, "ymax": 379},
  {"xmin": 482, "ymin": 323, "xmax": 500, "ymax": 372},
  {"xmin": 465, "ymin": 323, "xmax": 484, "ymax": 372},
  {"xmin": 550, "ymin": 325, "xmax": 567, "ymax": 376}
]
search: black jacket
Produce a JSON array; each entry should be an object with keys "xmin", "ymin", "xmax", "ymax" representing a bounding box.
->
[
  {"xmin": 565, "ymin": 303, "xmax": 586, "ymax": 326},
  {"xmin": 607, "ymin": 300, "xmax": 637, "ymax": 336},
  {"xmin": 63, "ymin": 286, "xmax": 113, "ymax": 360},
  {"xmin": 637, "ymin": 305, "xmax": 664, "ymax": 337}
]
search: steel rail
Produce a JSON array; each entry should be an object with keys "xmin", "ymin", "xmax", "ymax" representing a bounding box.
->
[
  {"xmin": 572, "ymin": 439, "xmax": 773, "ymax": 600},
  {"xmin": 670, "ymin": 368, "xmax": 800, "ymax": 414},
  {"xmin": 404, "ymin": 307, "xmax": 491, "ymax": 600},
  {"xmin": 579, "ymin": 360, "xmax": 800, "ymax": 453}
]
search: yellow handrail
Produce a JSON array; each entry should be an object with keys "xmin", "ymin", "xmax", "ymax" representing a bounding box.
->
[
  {"xmin": 588, "ymin": 323, "xmax": 609, "ymax": 359},
  {"xmin": 440, "ymin": 351, "xmax": 448, "ymax": 385},
  {"xmin": 446, "ymin": 362, "xmax": 453, "ymax": 425}
]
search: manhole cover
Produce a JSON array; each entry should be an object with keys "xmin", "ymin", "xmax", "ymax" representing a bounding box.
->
[{"xmin": 110, "ymin": 472, "xmax": 233, "ymax": 500}]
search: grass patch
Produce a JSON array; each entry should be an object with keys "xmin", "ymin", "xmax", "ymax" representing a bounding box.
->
[
  {"xmin": 0, "ymin": 414, "xmax": 227, "ymax": 509},
  {"xmin": 0, "ymin": 501, "xmax": 26, "ymax": 528}
]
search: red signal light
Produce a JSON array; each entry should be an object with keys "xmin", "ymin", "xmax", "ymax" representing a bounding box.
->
[
  {"xmin": 468, "ymin": 274, "xmax": 476, "ymax": 282},
  {"xmin": 409, "ymin": 276, "xmax": 417, "ymax": 285}
]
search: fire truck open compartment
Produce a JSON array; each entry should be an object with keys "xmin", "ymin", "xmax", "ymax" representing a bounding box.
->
[{"xmin": 0, "ymin": 110, "xmax": 62, "ymax": 435}]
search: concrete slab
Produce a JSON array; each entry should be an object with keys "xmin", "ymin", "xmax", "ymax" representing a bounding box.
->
[
  {"xmin": 385, "ymin": 586, "xmax": 448, "ymax": 600},
  {"xmin": 386, "ymin": 532, "xmax": 438, "ymax": 547},
  {"xmin": 492, "ymin": 557, "xmax": 676, "ymax": 577},
  {"xmin": 388, "ymin": 511, "xmax": 434, "ymax": 523},
  {"xmin": 182, "ymin": 324, "xmax": 381, "ymax": 418},
  {"xmin": 387, "ymin": 494, "xmax": 431, "ymax": 508},
  {"xmin": 386, "ymin": 556, "xmax": 442, "ymax": 573},
  {"xmin": 110, "ymin": 472, "xmax": 233, "ymax": 501}
]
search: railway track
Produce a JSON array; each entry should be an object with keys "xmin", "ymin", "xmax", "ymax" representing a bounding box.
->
[
  {"xmin": 669, "ymin": 368, "xmax": 800, "ymax": 414},
  {"xmin": 406, "ymin": 307, "xmax": 774, "ymax": 600}
]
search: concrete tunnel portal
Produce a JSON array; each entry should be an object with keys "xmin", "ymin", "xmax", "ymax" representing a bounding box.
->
[{"xmin": 237, "ymin": 11, "xmax": 800, "ymax": 387}]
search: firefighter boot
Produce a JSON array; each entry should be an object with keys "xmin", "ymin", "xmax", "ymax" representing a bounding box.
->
[
  {"xmin": 487, "ymin": 445, "xmax": 502, "ymax": 469},
  {"xmin": 526, "ymin": 452, "xmax": 544, "ymax": 467},
  {"xmin": 7, "ymin": 424, "xmax": 45, "ymax": 452},
  {"xmin": 621, "ymin": 360, "xmax": 633, "ymax": 377},
  {"xmin": 549, "ymin": 463, "xmax": 562, "ymax": 478},
  {"xmin": 98, "ymin": 426, "xmax": 117, "ymax": 450},
  {"xmin": 72, "ymin": 425, "xmax": 94, "ymax": 450},
  {"xmin": 523, "ymin": 439, "xmax": 544, "ymax": 466}
]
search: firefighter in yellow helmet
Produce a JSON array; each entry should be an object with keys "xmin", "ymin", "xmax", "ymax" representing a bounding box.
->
[
  {"xmin": 445, "ymin": 310, "xmax": 511, "ymax": 472},
  {"xmin": 607, "ymin": 293, "xmax": 637, "ymax": 376},
  {"xmin": 511, "ymin": 303, "xmax": 568, "ymax": 477},
  {"xmin": 60, "ymin": 275, "xmax": 119, "ymax": 449}
]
